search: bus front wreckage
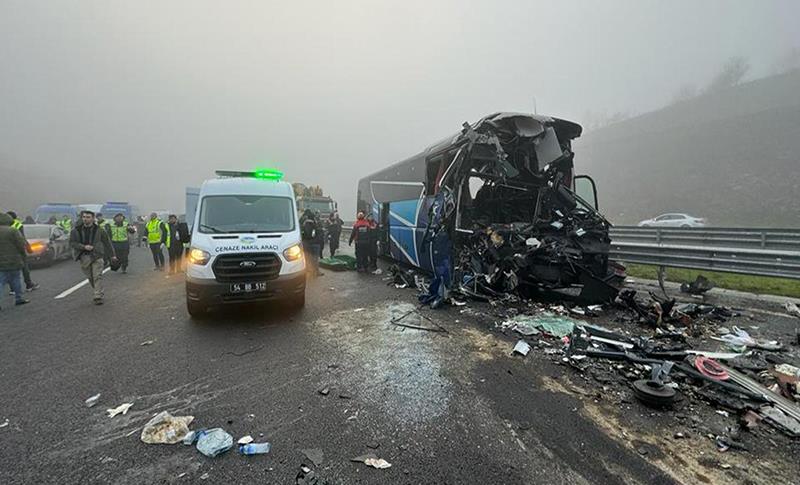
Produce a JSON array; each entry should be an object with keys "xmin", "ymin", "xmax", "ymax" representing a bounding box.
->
[{"xmin": 359, "ymin": 112, "xmax": 625, "ymax": 306}]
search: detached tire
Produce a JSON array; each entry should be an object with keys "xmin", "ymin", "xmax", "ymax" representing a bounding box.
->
[{"xmin": 187, "ymin": 299, "xmax": 207, "ymax": 319}]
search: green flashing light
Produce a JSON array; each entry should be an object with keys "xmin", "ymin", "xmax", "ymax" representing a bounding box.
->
[{"xmin": 253, "ymin": 168, "xmax": 284, "ymax": 180}]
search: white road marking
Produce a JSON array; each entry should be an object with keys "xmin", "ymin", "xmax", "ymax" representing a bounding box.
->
[{"xmin": 54, "ymin": 268, "xmax": 111, "ymax": 299}]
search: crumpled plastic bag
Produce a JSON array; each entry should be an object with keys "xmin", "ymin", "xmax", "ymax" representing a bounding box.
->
[
  {"xmin": 713, "ymin": 326, "xmax": 781, "ymax": 351},
  {"xmin": 196, "ymin": 428, "xmax": 233, "ymax": 457},
  {"xmin": 140, "ymin": 411, "xmax": 194, "ymax": 445}
]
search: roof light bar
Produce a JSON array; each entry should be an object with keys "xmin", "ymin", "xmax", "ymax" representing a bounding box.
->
[{"xmin": 215, "ymin": 169, "xmax": 284, "ymax": 180}]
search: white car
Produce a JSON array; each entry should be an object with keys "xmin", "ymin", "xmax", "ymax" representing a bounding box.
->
[
  {"xmin": 185, "ymin": 169, "xmax": 306, "ymax": 317},
  {"xmin": 638, "ymin": 213, "xmax": 706, "ymax": 228}
]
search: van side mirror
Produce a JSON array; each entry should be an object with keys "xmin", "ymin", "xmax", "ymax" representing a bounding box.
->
[{"xmin": 574, "ymin": 175, "xmax": 598, "ymax": 210}]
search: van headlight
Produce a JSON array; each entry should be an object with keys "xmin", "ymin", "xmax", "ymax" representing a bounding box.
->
[
  {"xmin": 283, "ymin": 244, "xmax": 303, "ymax": 262},
  {"xmin": 188, "ymin": 248, "xmax": 211, "ymax": 265}
]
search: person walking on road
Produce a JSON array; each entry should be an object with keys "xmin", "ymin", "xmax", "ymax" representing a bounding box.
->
[
  {"xmin": 144, "ymin": 212, "xmax": 168, "ymax": 271},
  {"xmin": 166, "ymin": 214, "xmax": 185, "ymax": 274},
  {"xmin": 6, "ymin": 211, "xmax": 39, "ymax": 291},
  {"xmin": 349, "ymin": 211, "xmax": 371, "ymax": 273},
  {"xmin": 0, "ymin": 212, "xmax": 30, "ymax": 309},
  {"xmin": 108, "ymin": 213, "xmax": 135, "ymax": 273},
  {"xmin": 69, "ymin": 210, "xmax": 116, "ymax": 305},
  {"xmin": 327, "ymin": 211, "xmax": 343, "ymax": 257}
]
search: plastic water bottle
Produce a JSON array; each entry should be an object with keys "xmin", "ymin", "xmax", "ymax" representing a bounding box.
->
[{"xmin": 239, "ymin": 442, "xmax": 271, "ymax": 455}]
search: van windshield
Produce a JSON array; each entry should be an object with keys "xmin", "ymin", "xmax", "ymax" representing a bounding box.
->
[{"xmin": 198, "ymin": 195, "xmax": 295, "ymax": 233}]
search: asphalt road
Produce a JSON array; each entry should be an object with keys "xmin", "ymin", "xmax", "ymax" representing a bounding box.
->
[{"xmin": 1, "ymin": 246, "xmax": 682, "ymax": 484}]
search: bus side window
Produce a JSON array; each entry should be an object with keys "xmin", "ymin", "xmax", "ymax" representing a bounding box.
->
[{"xmin": 426, "ymin": 157, "xmax": 442, "ymax": 195}]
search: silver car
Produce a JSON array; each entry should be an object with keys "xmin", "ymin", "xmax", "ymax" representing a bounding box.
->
[
  {"xmin": 637, "ymin": 213, "xmax": 706, "ymax": 228},
  {"xmin": 25, "ymin": 224, "xmax": 71, "ymax": 266}
]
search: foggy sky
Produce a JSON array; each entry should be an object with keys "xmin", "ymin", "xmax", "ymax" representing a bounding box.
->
[{"xmin": 2, "ymin": 0, "xmax": 798, "ymax": 216}]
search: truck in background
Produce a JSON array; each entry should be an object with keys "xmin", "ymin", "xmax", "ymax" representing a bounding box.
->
[{"xmin": 292, "ymin": 183, "xmax": 338, "ymax": 220}]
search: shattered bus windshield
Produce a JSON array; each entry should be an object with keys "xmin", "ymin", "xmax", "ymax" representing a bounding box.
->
[{"xmin": 357, "ymin": 112, "xmax": 621, "ymax": 303}]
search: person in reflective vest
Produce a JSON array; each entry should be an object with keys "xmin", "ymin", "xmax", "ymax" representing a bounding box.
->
[
  {"xmin": 108, "ymin": 213, "xmax": 136, "ymax": 273},
  {"xmin": 145, "ymin": 212, "xmax": 169, "ymax": 271},
  {"xmin": 96, "ymin": 213, "xmax": 110, "ymax": 231},
  {"xmin": 6, "ymin": 211, "xmax": 39, "ymax": 291},
  {"xmin": 57, "ymin": 215, "xmax": 72, "ymax": 233}
]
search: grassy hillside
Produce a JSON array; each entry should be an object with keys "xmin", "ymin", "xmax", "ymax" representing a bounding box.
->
[{"xmin": 576, "ymin": 70, "xmax": 800, "ymax": 227}]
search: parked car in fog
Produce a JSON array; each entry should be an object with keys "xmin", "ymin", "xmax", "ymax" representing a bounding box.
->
[
  {"xmin": 637, "ymin": 213, "xmax": 706, "ymax": 228},
  {"xmin": 25, "ymin": 224, "xmax": 71, "ymax": 266}
]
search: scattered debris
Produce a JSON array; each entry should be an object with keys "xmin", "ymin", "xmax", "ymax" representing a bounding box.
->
[
  {"xmin": 680, "ymin": 275, "xmax": 715, "ymax": 295},
  {"xmin": 319, "ymin": 255, "xmax": 357, "ymax": 271},
  {"xmin": 390, "ymin": 309, "xmax": 447, "ymax": 333},
  {"xmin": 85, "ymin": 393, "xmax": 101, "ymax": 408},
  {"xmin": 183, "ymin": 430, "xmax": 201, "ymax": 445},
  {"xmin": 785, "ymin": 301, "xmax": 800, "ymax": 318},
  {"xmin": 351, "ymin": 453, "xmax": 392, "ymax": 469},
  {"xmin": 0, "ymin": 418, "xmax": 8, "ymax": 428},
  {"xmin": 140, "ymin": 411, "xmax": 194, "ymax": 444},
  {"xmin": 140, "ymin": 340, "xmax": 154, "ymax": 346},
  {"xmin": 512, "ymin": 340, "xmax": 531, "ymax": 356},
  {"xmin": 239, "ymin": 442, "xmax": 271, "ymax": 455},
  {"xmin": 301, "ymin": 448, "xmax": 324, "ymax": 466},
  {"xmin": 106, "ymin": 402, "xmax": 133, "ymax": 418},
  {"xmin": 196, "ymin": 428, "xmax": 234, "ymax": 457},
  {"xmin": 237, "ymin": 435, "xmax": 254, "ymax": 445},
  {"xmin": 632, "ymin": 379, "xmax": 677, "ymax": 407},
  {"xmin": 317, "ymin": 387, "xmax": 330, "ymax": 396}
]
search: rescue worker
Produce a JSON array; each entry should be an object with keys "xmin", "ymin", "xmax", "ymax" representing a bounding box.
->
[
  {"xmin": 144, "ymin": 212, "xmax": 168, "ymax": 271},
  {"xmin": 300, "ymin": 209, "xmax": 322, "ymax": 276},
  {"xmin": 0, "ymin": 212, "xmax": 30, "ymax": 308},
  {"xmin": 96, "ymin": 213, "xmax": 110, "ymax": 231},
  {"xmin": 366, "ymin": 213, "xmax": 379, "ymax": 272},
  {"xmin": 327, "ymin": 212, "xmax": 343, "ymax": 257},
  {"xmin": 108, "ymin": 213, "xmax": 135, "ymax": 273},
  {"xmin": 57, "ymin": 215, "xmax": 72, "ymax": 233},
  {"xmin": 166, "ymin": 214, "xmax": 184, "ymax": 274},
  {"xmin": 69, "ymin": 211, "xmax": 116, "ymax": 305},
  {"xmin": 6, "ymin": 211, "xmax": 39, "ymax": 291},
  {"xmin": 349, "ymin": 211, "xmax": 371, "ymax": 272}
]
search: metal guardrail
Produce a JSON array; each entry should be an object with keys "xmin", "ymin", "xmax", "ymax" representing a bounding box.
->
[{"xmin": 609, "ymin": 226, "xmax": 800, "ymax": 280}]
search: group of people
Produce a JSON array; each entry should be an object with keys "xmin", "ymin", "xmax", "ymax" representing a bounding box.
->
[
  {"xmin": 1, "ymin": 209, "xmax": 191, "ymax": 308},
  {"xmin": 300, "ymin": 210, "xmax": 345, "ymax": 276}
]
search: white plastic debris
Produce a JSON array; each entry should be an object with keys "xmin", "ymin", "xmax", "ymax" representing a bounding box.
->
[
  {"xmin": 785, "ymin": 301, "xmax": 800, "ymax": 318},
  {"xmin": 140, "ymin": 411, "xmax": 194, "ymax": 444},
  {"xmin": 513, "ymin": 340, "xmax": 531, "ymax": 356},
  {"xmin": 140, "ymin": 340, "xmax": 154, "ymax": 346},
  {"xmin": 0, "ymin": 418, "xmax": 8, "ymax": 428},
  {"xmin": 525, "ymin": 237, "xmax": 541, "ymax": 248},
  {"xmin": 353, "ymin": 308, "xmax": 365, "ymax": 313},
  {"xmin": 106, "ymin": 402, "xmax": 134, "ymax": 418},
  {"xmin": 85, "ymin": 393, "xmax": 101, "ymax": 408},
  {"xmin": 196, "ymin": 428, "xmax": 234, "ymax": 457},
  {"xmin": 237, "ymin": 435, "xmax": 254, "ymax": 445},
  {"xmin": 364, "ymin": 457, "xmax": 392, "ymax": 469}
]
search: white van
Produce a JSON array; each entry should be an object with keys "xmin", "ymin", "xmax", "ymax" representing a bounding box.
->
[{"xmin": 185, "ymin": 170, "xmax": 306, "ymax": 317}]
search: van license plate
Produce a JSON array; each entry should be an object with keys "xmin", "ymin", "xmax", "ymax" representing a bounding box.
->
[{"xmin": 230, "ymin": 282, "xmax": 267, "ymax": 293}]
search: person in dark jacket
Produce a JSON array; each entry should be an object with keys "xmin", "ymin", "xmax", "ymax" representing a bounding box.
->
[
  {"xmin": 69, "ymin": 210, "xmax": 116, "ymax": 305},
  {"xmin": 177, "ymin": 220, "xmax": 190, "ymax": 269},
  {"xmin": 366, "ymin": 213, "xmax": 379, "ymax": 271},
  {"xmin": 166, "ymin": 214, "xmax": 185, "ymax": 274},
  {"xmin": 327, "ymin": 212, "xmax": 343, "ymax": 257},
  {"xmin": 349, "ymin": 211, "xmax": 371, "ymax": 272},
  {"xmin": 6, "ymin": 211, "xmax": 39, "ymax": 291},
  {"xmin": 0, "ymin": 212, "xmax": 30, "ymax": 308},
  {"xmin": 300, "ymin": 209, "xmax": 322, "ymax": 277}
]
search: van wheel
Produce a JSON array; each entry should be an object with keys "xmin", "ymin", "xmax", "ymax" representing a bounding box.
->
[{"xmin": 187, "ymin": 299, "xmax": 207, "ymax": 318}]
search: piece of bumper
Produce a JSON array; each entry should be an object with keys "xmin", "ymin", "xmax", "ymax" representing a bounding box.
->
[{"xmin": 186, "ymin": 271, "xmax": 306, "ymax": 305}]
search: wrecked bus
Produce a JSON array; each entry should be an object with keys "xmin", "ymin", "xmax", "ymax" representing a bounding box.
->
[{"xmin": 356, "ymin": 112, "xmax": 622, "ymax": 302}]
